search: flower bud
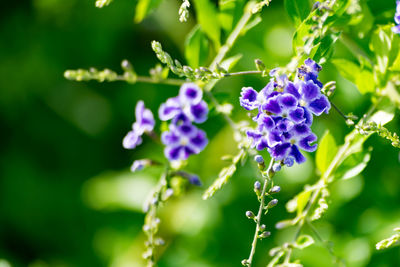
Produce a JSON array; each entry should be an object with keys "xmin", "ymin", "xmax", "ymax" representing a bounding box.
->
[
  {"xmin": 272, "ymin": 163, "xmax": 281, "ymax": 172},
  {"xmin": 270, "ymin": 185, "xmax": 281, "ymax": 194},
  {"xmin": 254, "ymin": 181, "xmax": 261, "ymax": 191},
  {"xmin": 246, "ymin": 211, "xmax": 255, "ymax": 219},
  {"xmin": 259, "ymin": 224, "xmax": 266, "ymax": 231},
  {"xmin": 241, "ymin": 259, "xmax": 249, "ymax": 266},
  {"xmin": 267, "ymin": 199, "xmax": 278, "ymax": 209},
  {"xmin": 254, "ymin": 155, "xmax": 264, "ymax": 164},
  {"xmin": 259, "ymin": 231, "xmax": 271, "ymax": 238}
]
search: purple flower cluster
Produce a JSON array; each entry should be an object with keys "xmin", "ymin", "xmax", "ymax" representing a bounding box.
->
[
  {"xmin": 240, "ymin": 59, "xmax": 330, "ymax": 167},
  {"xmin": 393, "ymin": 1, "xmax": 400, "ymax": 34},
  {"xmin": 159, "ymin": 83, "xmax": 208, "ymax": 161}
]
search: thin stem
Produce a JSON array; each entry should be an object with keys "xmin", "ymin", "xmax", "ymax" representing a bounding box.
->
[
  {"xmin": 115, "ymin": 75, "xmax": 185, "ymax": 86},
  {"xmin": 222, "ymin": 70, "xmax": 263, "ymax": 77},
  {"xmin": 247, "ymin": 158, "xmax": 275, "ymax": 267},
  {"xmin": 330, "ymin": 101, "xmax": 348, "ymax": 121},
  {"xmin": 205, "ymin": 91, "xmax": 238, "ymax": 131}
]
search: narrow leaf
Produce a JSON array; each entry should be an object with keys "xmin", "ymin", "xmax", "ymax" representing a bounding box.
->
[
  {"xmin": 134, "ymin": 0, "xmax": 162, "ymax": 23},
  {"xmin": 193, "ymin": 0, "xmax": 221, "ymax": 47},
  {"xmin": 185, "ymin": 25, "xmax": 209, "ymax": 68},
  {"xmin": 316, "ymin": 131, "xmax": 337, "ymax": 174}
]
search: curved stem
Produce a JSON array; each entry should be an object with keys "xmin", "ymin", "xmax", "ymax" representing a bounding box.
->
[{"xmin": 247, "ymin": 158, "xmax": 275, "ymax": 266}]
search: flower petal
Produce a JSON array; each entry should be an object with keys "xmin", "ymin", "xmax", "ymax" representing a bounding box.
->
[
  {"xmin": 189, "ymin": 100, "xmax": 208, "ymax": 123},
  {"xmin": 300, "ymin": 80, "xmax": 320, "ymax": 102},
  {"xmin": 288, "ymin": 107, "xmax": 305, "ymax": 123},
  {"xmin": 123, "ymin": 130, "xmax": 143, "ymax": 149},
  {"xmin": 308, "ymin": 95, "xmax": 331, "ymax": 116},
  {"xmin": 263, "ymin": 95, "xmax": 282, "ymax": 114},
  {"xmin": 269, "ymin": 143, "xmax": 291, "ymax": 160},
  {"xmin": 179, "ymin": 83, "xmax": 203, "ymax": 104},
  {"xmin": 240, "ymin": 87, "xmax": 259, "ymax": 110},
  {"xmin": 289, "ymin": 145, "xmax": 306, "ymax": 164},
  {"xmin": 298, "ymin": 133, "xmax": 318, "ymax": 152},
  {"xmin": 159, "ymin": 97, "xmax": 181, "ymax": 121}
]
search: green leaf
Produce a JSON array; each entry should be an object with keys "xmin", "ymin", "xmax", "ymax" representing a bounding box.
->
[
  {"xmin": 294, "ymin": 234, "xmax": 314, "ymax": 249},
  {"xmin": 185, "ymin": 25, "xmax": 209, "ymax": 68},
  {"xmin": 313, "ymin": 33, "xmax": 340, "ymax": 62},
  {"xmin": 218, "ymin": 0, "xmax": 245, "ymax": 33},
  {"xmin": 297, "ymin": 189, "xmax": 312, "ymax": 217},
  {"xmin": 220, "ymin": 54, "xmax": 242, "ymax": 71},
  {"xmin": 332, "ymin": 59, "xmax": 375, "ymax": 94},
  {"xmin": 134, "ymin": 0, "xmax": 162, "ymax": 23},
  {"xmin": 316, "ymin": 131, "xmax": 337, "ymax": 174},
  {"xmin": 193, "ymin": 0, "xmax": 221, "ymax": 48},
  {"xmin": 370, "ymin": 25, "xmax": 400, "ymax": 75},
  {"xmin": 335, "ymin": 149, "xmax": 371, "ymax": 180},
  {"xmin": 284, "ymin": 0, "xmax": 311, "ymax": 27}
]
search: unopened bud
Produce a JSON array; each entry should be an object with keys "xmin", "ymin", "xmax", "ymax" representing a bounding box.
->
[
  {"xmin": 255, "ymin": 59, "xmax": 266, "ymax": 71},
  {"xmin": 241, "ymin": 259, "xmax": 249, "ymax": 266},
  {"xmin": 267, "ymin": 199, "xmax": 278, "ymax": 209},
  {"xmin": 259, "ymin": 224, "xmax": 266, "ymax": 231},
  {"xmin": 260, "ymin": 231, "xmax": 271, "ymax": 238},
  {"xmin": 254, "ymin": 181, "xmax": 261, "ymax": 191},
  {"xmin": 246, "ymin": 211, "xmax": 255, "ymax": 219},
  {"xmin": 272, "ymin": 163, "xmax": 281, "ymax": 172},
  {"xmin": 254, "ymin": 155, "xmax": 264, "ymax": 164},
  {"xmin": 270, "ymin": 185, "xmax": 281, "ymax": 194}
]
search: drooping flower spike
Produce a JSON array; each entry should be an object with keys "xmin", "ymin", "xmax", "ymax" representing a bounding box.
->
[{"xmin": 123, "ymin": 100, "xmax": 155, "ymax": 149}]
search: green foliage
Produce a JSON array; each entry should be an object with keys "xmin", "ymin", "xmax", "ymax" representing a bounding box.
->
[
  {"xmin": 95, "ymin": 0, "xmax": 113, "ymax": 8},
  {"xmin": 185, "ymin": 26, "xmax": 209, "ymax": 68},
  {"xmin": 316, "ymin": 131, "xmax": 338, "ymax": 174},
  {"xmin": 376, "ymin": 228, "xmax": 400, "ymax": 250},
  {"xmin": 193, "ymin": 0, "xmax": 221, "ymax": 48},
  {"xmin": 331, "ymin": 59, "xmax": 375, "ymax": 94},
  {"xmin": 202, "ymin": 149, "xmax": 246, "ymax": 199},
  {"xmin": 134, "ymin": 0, "xmax": 163, "ymax": 23},
  {"xmin": 284, "ymin": 0, "xmax": 311, "ymax": 27}
]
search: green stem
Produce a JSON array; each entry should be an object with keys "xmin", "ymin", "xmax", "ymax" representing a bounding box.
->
[
  {"xmin": 247, "ymin": 158, "xmax": 275, "ymax": 267},
  {"xmin": 116, "ymin": 75, "xmax": 185, "ymax": 86}
]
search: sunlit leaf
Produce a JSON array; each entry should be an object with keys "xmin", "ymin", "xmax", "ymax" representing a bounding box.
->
[
  {"xmin": 193, "ymin": 0, "xmax": 221, "ymax": 47},
  {"xmin": 336, "ymin": 149, "xmax": 372, "ymax": 180},
  {"xmin": 316, "ymin": 131, "xmax": 337, "ymax": 174},
  {"xmin": 134, "ymin": 0, "xmax": 162, "ymax": 23},
  {"xmin": 185, "ymin": 25, "xmax": 209, "ymax": 68},
  {"xmin": 294, "ymin": 234, "xmax": 314, "ymax": 249},
  {"xmin": 297, "ymin": 189, "xmax": 312, "ymax": 217}
]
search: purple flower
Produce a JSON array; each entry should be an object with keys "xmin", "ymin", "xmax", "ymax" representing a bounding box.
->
[
  {"xmin": 286, "ymin": 80, "xmax": 330, "ymax": 116},
  {"xmin": 268, "ymin": 123, "xmax": 317, "ymax": 165},
  {"xmin": 298, "ymin": 58, "xmax": 323, "ymax": 88},
  {"xmin": 240, "ymin": 58, "xmax": 329, "ymax": 167},
  {"xmin": 123, "ymin": 101, "xmax": 155, "ymax": 149},
  {"xmin": 393, "ymin": 1, "xmax": 400, "ymax": 34},
  {"xmin": 161, "ymin": 123, "xmax": 208, "ymax": 161},
  {"xmin": 159, "ymin": 83, "xmax": 208, "ymax": 124}
]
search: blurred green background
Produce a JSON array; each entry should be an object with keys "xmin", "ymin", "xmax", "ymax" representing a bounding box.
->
[{"xmin": 0, "ymin": 0, "xmax": 400, "ymax": 266}]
